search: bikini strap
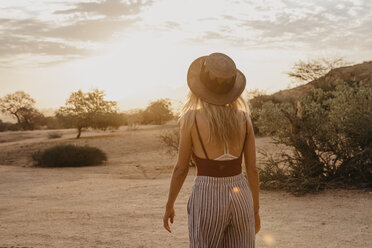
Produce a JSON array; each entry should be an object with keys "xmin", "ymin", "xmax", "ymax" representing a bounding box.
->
[
  {"xmin": 240, "ymin": 112, "xmax": 248, "ymax": 157},
  {"xmin": 194, "ymin": 114, "xmax": 209, "ymax": 160}
]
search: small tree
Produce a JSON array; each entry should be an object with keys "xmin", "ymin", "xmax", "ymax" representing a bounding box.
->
[
  {"xmin": 56, "ymin": 89, "xmax": 120, "ymax": 138},
  {"xmin": 142, "ymin": 98, "xmax": 174, "ymax": 125},
  {"xmin": 0, "ymin": 91, "xmax": 45, "ymax": 130},
  {"xmin": 286, "ymin": 57, "xmax": 352, "ymax": 86}
]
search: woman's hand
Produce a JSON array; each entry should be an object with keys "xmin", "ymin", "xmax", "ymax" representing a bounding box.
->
[
  {"xmin": 255, "ymin": 212, "xmax": 261, "ymax": 234},
  {"xmin": 163, "ymin": 205, "xmax": 175, "ymax": 233}
]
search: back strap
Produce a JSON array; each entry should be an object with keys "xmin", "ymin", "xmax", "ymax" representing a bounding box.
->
[{"xmin": 194, "ymin": 114, "xmax": 209, "ymax": 160}]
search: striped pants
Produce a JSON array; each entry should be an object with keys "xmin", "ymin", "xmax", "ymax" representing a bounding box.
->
[{"xmin": 187, "ymin": 173, "xmax": 255, "ymax": 248}]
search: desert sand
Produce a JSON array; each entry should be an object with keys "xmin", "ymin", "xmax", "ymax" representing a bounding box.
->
[{"xmin": 0, "ymin": 123, "xmax": 371, "ymax": 248}]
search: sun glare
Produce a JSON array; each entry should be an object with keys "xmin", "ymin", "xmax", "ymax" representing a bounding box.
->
[{"xmin": 263, "ymin": 233, "xmax": 276, "ymax": 246}]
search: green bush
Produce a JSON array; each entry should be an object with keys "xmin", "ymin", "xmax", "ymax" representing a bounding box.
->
[
  {"xmin": 257, "ymin": 81, "xmax": 372, "ymax": 195},
  {"xmin": 248, "ymin": 93, "xmax": 279, "ymax": 136},
  {"xmin": 32, "ymin": 144, "xmax": 107, "ymax": 167}
]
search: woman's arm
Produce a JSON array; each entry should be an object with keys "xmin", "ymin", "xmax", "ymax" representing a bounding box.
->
[
  {"xmin": 243, "ymin": 114, "xmax": 261, "ymax": 233},
  {"xmin": 163, "ymin": 120, "xmax": 192, "ymax": 232}
]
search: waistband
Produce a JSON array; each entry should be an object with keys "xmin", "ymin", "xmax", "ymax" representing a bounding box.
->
[{"xmin": 193, "ymin": 173, "xmax": 246, "ymax": 185}]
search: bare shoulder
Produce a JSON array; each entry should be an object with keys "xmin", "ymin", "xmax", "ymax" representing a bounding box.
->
[
  {"xmin": 241, "ymin": 111, "xmax": 254, "ymax": 137},
  {"xmin": 180, "ymin": 110, "xmax": 194, "ymax": 125}
]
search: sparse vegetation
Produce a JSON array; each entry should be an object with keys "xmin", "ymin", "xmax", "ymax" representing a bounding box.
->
[
  {"xmin": 32, "ymin": 144, "xmax": 107, "ymax": 167},
  {"xmin": 158, "ymin": 126, "xmax": 195, "ymax": 167}
]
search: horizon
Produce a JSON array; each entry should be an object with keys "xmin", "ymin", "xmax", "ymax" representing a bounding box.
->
[{"xmin": 1, "ymin": 0, "xmax": 372, "ymax": 119}]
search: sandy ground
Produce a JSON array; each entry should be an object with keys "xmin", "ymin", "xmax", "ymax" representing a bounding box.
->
[{"xmin": 0, "ymin": 123, "xmax": 371, "ymax": 248}]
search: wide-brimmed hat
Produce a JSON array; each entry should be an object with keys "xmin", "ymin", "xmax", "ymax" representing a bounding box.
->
[{"xmin": 187, "ymin": 52, "xmax": 246, "ymax": 106}]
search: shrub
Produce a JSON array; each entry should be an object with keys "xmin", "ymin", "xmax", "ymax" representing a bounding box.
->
[
  {"xmin": 158, "ymin": 128, "xmax": 180, "ymax": 156},
  {"xmin": 248, "ymin": 92, "xmax": 276, "ymax": 136},
  {"xmin": 257, "ymin": 81, "xmax": 372, "ymax": 195},
  {"xmin": 0, "ymin": 120, "xmax": 21, "ymax": 131},
  {"xmin": 32, "ymin": 144, "xmax": 107, "ymax": 167},
  {"xmin": 47, "ymin": 132, "xmax": 62, "ymax": 139}
]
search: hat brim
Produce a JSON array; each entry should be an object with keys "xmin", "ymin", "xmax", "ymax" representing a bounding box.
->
[{"xmin": 187, "ymin": 56, "xmax": 246, "ymax": 106}]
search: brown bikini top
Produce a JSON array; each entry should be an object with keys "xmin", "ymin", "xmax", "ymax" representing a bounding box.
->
[{"xmin": 191, "ymin": 112, "xmax": 248, "ymax": 177}]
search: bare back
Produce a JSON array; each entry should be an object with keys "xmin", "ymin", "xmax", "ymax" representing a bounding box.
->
[{"xmin": 191, "ymin": 110, "xmax": 247, "ymax": 160}]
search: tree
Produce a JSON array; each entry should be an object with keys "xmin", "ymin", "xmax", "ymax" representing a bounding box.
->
[
  {"xmin": 0, "ymin": 91, "xmax": 45, "ymax": 130},
  {"xmin": 142, "ymin": 98, "xmax": 174, "ymax": 125},
  {"xmin": 287, "ymin": 57, "xmax": 352, "ymax": 86},
  {"xmin": 17, "ymin": 107, "xmax": 46, "ymax": 130},
  {"xmin": 55, "ymin": 89, "xmax": 120, "ymax": 138}
]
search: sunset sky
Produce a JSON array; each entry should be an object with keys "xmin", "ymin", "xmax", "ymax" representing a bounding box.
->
[{"xmin": 1, "ymin": 0, "xmax": 372, "ymax": 115}]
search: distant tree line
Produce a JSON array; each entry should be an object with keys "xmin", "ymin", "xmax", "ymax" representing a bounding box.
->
[{"xmin": 0, "ymin": 89, "xmax": 175, "ymax": 138}]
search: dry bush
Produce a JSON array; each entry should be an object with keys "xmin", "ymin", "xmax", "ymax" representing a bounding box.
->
[
  {"xmin": 158, "ymin": 127, "xmax": 195, "ymax": 167},
  {"xmin": 158, "ymin": 128, "xmax": 179, "ymax": 155}
]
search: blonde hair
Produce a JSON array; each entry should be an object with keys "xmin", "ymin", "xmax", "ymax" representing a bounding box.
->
[{"xmin": 177, "ymin": 90, "xmax": 251, "ymax": 151}]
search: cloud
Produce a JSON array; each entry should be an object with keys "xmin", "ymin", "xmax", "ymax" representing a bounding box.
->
[
  {"xmin": 1, "ymin": 0, "xmax": 371, "ymax": 67},
  {"xmin": 177, "ymin": 0, "xmax": 372, "ymax": 51},
  {"xmin": 49, "ymin": 17, "xmax": 140, "ymax": 42},
  {"xmin": 0, "ymin": 36, "xmax": 90, "ymax": 56},
  {"xmin": 0, "ymin": 16, "xmax": 139, "ymax": 42},
  {"xmin": 54, "ymin": 0, "xmax": 152, "ymax": 17},
  {"xmin": 0, "ymin": 17, "xmax": 138, "ymax": 65},
  {"xmin": 238, "ymin": 8, "xmax": 372, "ymax": 50},
  {"xmin": 0, "ymin": 0, "xmax": 152, "ymax": 66}
]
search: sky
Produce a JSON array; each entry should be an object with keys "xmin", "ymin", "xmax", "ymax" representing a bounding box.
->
[{"xmin": 1, "ymin": 0, "xmax": 372, "ymax": 116}]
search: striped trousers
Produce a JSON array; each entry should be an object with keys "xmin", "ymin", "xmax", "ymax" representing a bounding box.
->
[{"xmin": 187, "ymin": 173, "xmax": 255, "ymax": 248}]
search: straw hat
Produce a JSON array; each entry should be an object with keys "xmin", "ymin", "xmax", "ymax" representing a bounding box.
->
[{"xmin": 187, "ymin": 52, "xmax": 246, "ymax": 106}]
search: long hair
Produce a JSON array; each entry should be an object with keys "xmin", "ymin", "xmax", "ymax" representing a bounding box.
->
[{"xmin": 177, "ymin": 90, "xmax": 251, "ymax": 150}]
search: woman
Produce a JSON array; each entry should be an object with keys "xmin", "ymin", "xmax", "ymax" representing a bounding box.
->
[{"xmin": 163, "ymin": 52, "xmax": 260, "ymax": 247}]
